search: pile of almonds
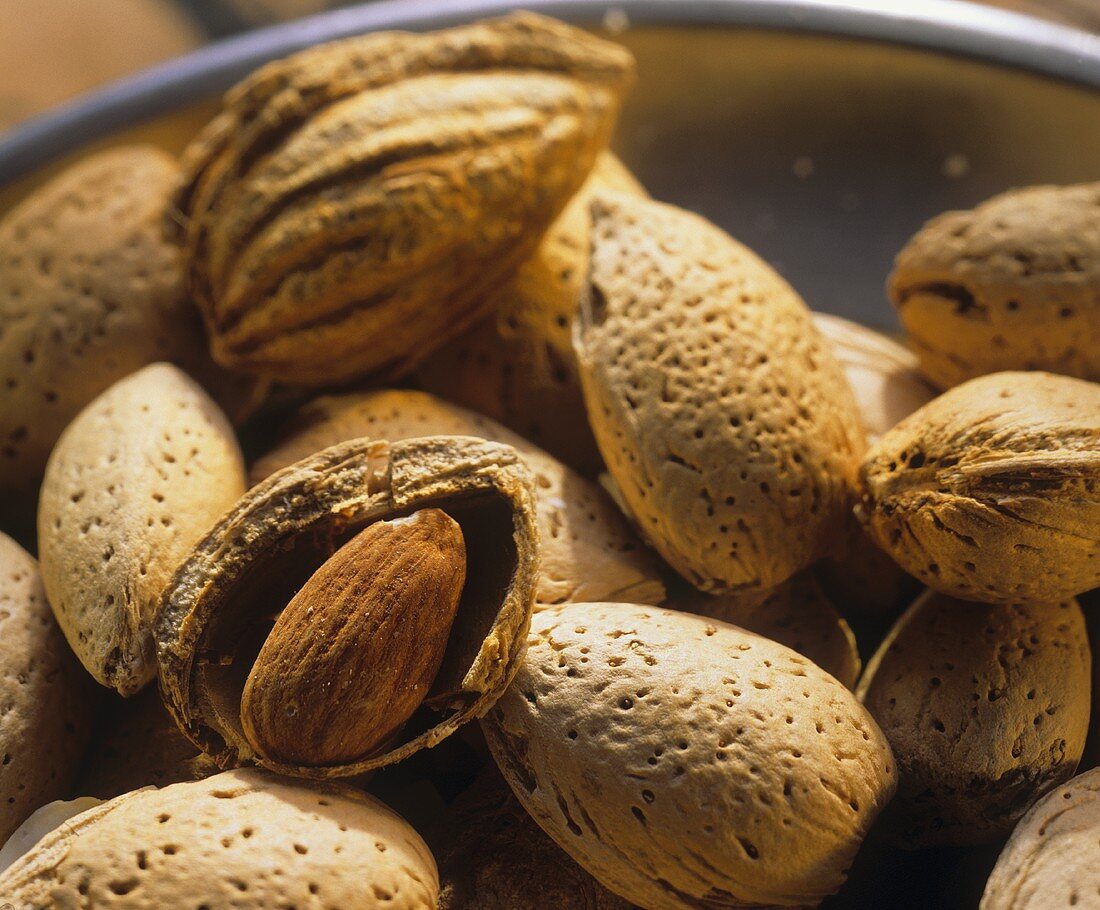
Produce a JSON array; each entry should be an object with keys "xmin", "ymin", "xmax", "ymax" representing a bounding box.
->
[{"xmin": 0, "ymin": 12, "xmax": 1096, "ymax": 910}]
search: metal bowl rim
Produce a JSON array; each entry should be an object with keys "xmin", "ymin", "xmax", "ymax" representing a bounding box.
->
[{"xmin": 1, "ymin": 0, "xmax": 1100, "ymax": 186}]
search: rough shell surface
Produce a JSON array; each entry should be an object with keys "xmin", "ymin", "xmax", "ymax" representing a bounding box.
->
[
  {"xmin": 670, "ymin": 572, "xmax": 861, "ymax": 689},
  {"xmin": 431, "ymin": 768, "xmax": 637, "ymax": 909},
  {"xmin": 75, "ymin": 688, "xmax": 219, "ymax": 800},
  {"xmin": 980, "ymin": 767, "xmax": 1100, "ymax": 910},
  {"xmin": 0, "ymin": 532, "xmax": 97, "ymax": 843},
  {"xmin": 813, "ymin": 313, "xmax": 936, "ymax": 443},
  {"xmin": 858, "ymin": 591, "xmax": 1091, "ymax": 848},
  {"xmin": 157, "ymin": 435, "xmax": 539, "ymax": 779},
  {"xmin": 37, "ymin": 363, "xmax": 246, "ymax": 695},
  {"xmin": 575, "ymin": 191, "xmax": 865, "ymax": 596},
  {"xmin": 250, "ymin": 389, "xmax": 666, "ymax": 607},
  {"xmin": 889, "ymin": 181, "xmax": 1100, "ymax": 389},
  {"xmin": 0, "ymin": 768, "xmax": 439, "ymax": 909},
  {"xmin": 483, "ymin": 602, "xmax": 897, "ymax": 910},
  {"xmin": 175, "ymin": 12, "xmax": 634, "ymax": 385},
  {"xmin": 0, "ymin": 145, "xmax": 259, "ymax": 497},
  {"xmin": 858, "ymin": 371, "xmax": 1100, "ymax": 604},
  {"xmin": 418, "ymin": 152, "xmax": 645, "ymax": 474}
]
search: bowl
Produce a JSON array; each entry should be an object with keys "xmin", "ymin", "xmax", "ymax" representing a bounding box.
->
[{"xmin": 1, "ymin": 2, "xmax": 1097, "ymax": 906}]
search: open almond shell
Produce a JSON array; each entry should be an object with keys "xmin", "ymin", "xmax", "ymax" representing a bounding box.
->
[{"xmin": 155, "ymin": 435, "xmax": 539, "ymax": 779}]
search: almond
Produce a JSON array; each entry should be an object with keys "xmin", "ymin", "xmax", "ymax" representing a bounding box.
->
[{"xmin": 241, "ymin": 510, "xmax": 466, "ymax": 767}]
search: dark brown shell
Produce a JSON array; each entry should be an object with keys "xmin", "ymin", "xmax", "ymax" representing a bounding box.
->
[{"xmin": 156, "ymin": 435, "xmax": 539, "ymax": 779}]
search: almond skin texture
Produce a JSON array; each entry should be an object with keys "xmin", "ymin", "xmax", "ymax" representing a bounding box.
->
[
  {"xmin": 0, "ymin": 768, "xmax": 439, "ymax": 909},
  {"xmin": 858, "ymin": 591, "xmax": 1091, "ymax": 848},
  {"xmin": 482, "ymin": 602, "xmax": 897, "ymax": 909},
  {"xmin": 418, "ymin": 153, "xmax": 645, "ymax": 474},
  {"xmin": 575, "ymin": 192, "xmax": 865, "ymax": 596},
  {"xmin": 175, "ymin": 12, "xmax": 634, "ymax": 385},
  {"xmin": 38, "ymin": 363, "xmax": 246, "ymax": 695},
  {"xmin": 432, "ymin": 769, "xmax": 637, "ymax": 910},
  {"xmin": 670, "ymin": 571, "xmax": 860, "ymax": 689},
  {"xmin": 981, "ymin": 767, "xmax": 1100, "ymax": 910},
  {"xmin": 0, "ymin": 532, "xmax": 97, "ymax": 843},
  {"xmin": 241, "ymin": 510, "xmax": 466, "ymax": 766},
  {"xmin": 250, "ymin": 389, "xmax": 666, "ymax": 608},
  {"xmin": 858, "ymin": 371, "xmax": 1100, "ymax": 604},
  {"xmin": 0, "ymin": 146, "xmax": 260, "ymax": 498},
  {"xmin": 890, "ymin": 182, "xmax": 1100, "ymax": 389},
  {"xmin": 75, "ymin": 688, "xmax": 219, "ymax": 800},
  {"xmin": 157, "ymin": 435, "xmax": 539, "ymax": 779}
]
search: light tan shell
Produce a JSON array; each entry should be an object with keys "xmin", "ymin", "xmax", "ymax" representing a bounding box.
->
[
  {"xmin": 483, "ymin": 602, "xmax": 897, "ymax": 909},
  {"xmin": 417, "ymin": 153, "xmax": 645, "ymax": 474},
  {"xmin": 858, "ymin": 371, "xmax": 1100, "ymax": 604},
  {"xmin": 157, "ymin": 435, "xmax": 539, "ymax": 779},
  {"xmin": 250, "ymin": 389, "xmax": 666, "ymax": 607},
  {"xmin": 858, "ymin": 591, "xmax": 1091, "ymax": 847},
  {"xmin": 813, "ymin": 313, "xmax": 936, "ymax": 443},
  {"xmin": 0, "ymin": 768, "xmax": 439, "ymax": 909},
  {"xmin": 0, "ymin": 145, "xmax": 261, "ymax": 497},
  {"xmin": 980, "ymin": 767, "xmax": 1100, "ymax": 910},
  {"xmin": 575, "ymin": 192, "xmax": 865, "ymax": 596},
  {"xmin": 75, "ymin": 689, "xmax": 219, "ymax": 800},
  {"xmin": 669, "ymin": 572, "xmax": 861, "ymax": 688},
  {"xmin": 175, "ymin": 12, "xmax": 634, "ymax": 385},
  {"xmin": 890, "ymin": 182, "xmax": 1100, "ymax": 389},
  {"xmin": 0, "ymin": 532, "xmax": 97, "ymax": 843},
  {"xmin": 432, "ymin": 769, "xmax": 637, "ymax": 910},
  {"xmin": 37, "ymin": 363, "xmax": 247, "ymax": 695}
]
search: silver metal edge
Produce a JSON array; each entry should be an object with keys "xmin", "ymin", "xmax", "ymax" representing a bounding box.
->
[{"xmin": 1, "ymin": 0, "xmax": 1099, "ymax": 186}]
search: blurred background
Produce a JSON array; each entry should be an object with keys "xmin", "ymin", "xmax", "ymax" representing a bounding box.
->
[{"xmin": 2, "ymin": 0, "xmax": 1100, "ymax": 133}]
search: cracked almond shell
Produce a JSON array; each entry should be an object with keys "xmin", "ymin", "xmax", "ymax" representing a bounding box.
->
[
  {"xmin": 0, "ymin": 768, "xmax": 439, "ymax": 908},
  {"xmin": 980, "ymin": 767, "xmax": 1100, "ymax": 910},
  {"xmin": 858, "ymin": 371, "xmax": 1100, "ymax": 604},
  {"xmin": 858, "ymin": 591, "xmax": 1091, "ymax": 848},
  {"xmin": 0, "ymin": 146, "xmax": 261, "ymax": 498},
  {"xmin": 174, "ymin": 12, "xmax": 634, "ymax": 385},
  {"xmin": 482, "ymin": 602, "xmax": 897, "ymax": 910},
  {"xmin": 575, "ymin": 192, "xmax": 866, "ymax": 595},
  {"xmin": 890, "ymin": 182, "xmax": 1100, "ymax": 389},
  {"xmin": 670, "ymin": 571, "xmax": 861, "ymax": 689},
  {"xmin": 156, "ymin": 434, "xmax": 539, "ymax": 779},
  {"xmin": 418, "ymin": 152, "xmax": 645, "ymax": 474},
  {"xmin": 37, "ymin": 363, "xmax": 247, "ymax": 695},
  {"xmin": 0, "ymin": 532, "xmax": 98, "ymax": 843},
  {"xmin": 250, "ymin": 389, "xmax": 666, "ymax": 608}
]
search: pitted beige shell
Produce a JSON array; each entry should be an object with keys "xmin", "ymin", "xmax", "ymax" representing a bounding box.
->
[
  {"xmin": 858, "ymin": 591, "xmax": 1091, "ymax": 848},
  {"xmin": 418, "ymin": 153, "xmax": 645, "ymax": 474},
  {"xmin": 0, "ymin": 146, "xmax": 261, "ymax": 498},
  {"xmin": 483, "ymin": 602, "xmax": 896, "ymax": 909},
  {"xmin": 76, "ymin": 689, "xmax": 219, "ymax": 800},
  {"xmin": 890, "ymin": 182, "xmax": 1100, "ymax": 389},
  {"xmin": 669, "ymin": 571, "xmax": 860, "ymax": 688},
  {"xmin": 858, "ymin": 371, "xmax": 1100, "ymax": 604},
  {"xmin": 980, "ymin": 767, "xmax": 1100, "ymax": 910},
  {"xmin": 250, "ymin": 389, "xmax": 666, "ymax": 607},
  {"xmin": 37, "ymin": 363, "xmax": 246, "ymax": 695},
  {"xmin": 432, "ymin": 769, "xmax": 637, "ymax": 910},
  {"xmin": 175, "ymin": 12, "xmax": 634, "ymax": 385},
  {"xmin": 0, "ymin": 532, "xmax": 97, "ymax": 843},
  {"xmin": 157, "ymin": 435, "xmax": 539, "ymax": 779},
  {"xmin": 813, "ymin": 313, "xmax": 936, "ymax": 443},
  {"xmin": 575, "ymin": 192, "xmax": 865, "ymax": 596},
  {"xmin": 0, "ymin": 768, "xmax": 439, "ymax": 909}
]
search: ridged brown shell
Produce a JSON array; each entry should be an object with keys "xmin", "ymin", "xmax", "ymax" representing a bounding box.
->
[
  {"xmin": 174, "ymin": 12, "xmax": 634, "ymax": 385},
  {"xmin": 858, "ymin": 371, "xmax": 1100, "ymax": 604},
  {"xmin": 157, "ymin": 435, "xmax": 539, "ymax": 779}
]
